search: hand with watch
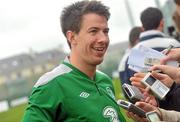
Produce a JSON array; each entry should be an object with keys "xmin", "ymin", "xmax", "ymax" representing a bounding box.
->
[
  {"xmin": 127, "ymin": 101, "xmax": 163, "ymax": 122},
  {"xmin": 135, "ymin": 102, "xmax": 162, "ymax": 121},
  {"xmin": 146, "ymin": 110, "xmax": 161, "ymax": 122}
]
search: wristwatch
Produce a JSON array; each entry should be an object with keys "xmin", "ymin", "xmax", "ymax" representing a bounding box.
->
[{"xmin": 146, "ymin": 110, "xmax": 161, "ymax": 122}]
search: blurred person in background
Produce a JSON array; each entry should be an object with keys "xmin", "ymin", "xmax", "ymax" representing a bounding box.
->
[
  {"xmin": 133, "ymin": 7, "xmax": 180, "ymax": 51},
  {"xmin": 22, "ymin": 1, "xmax": 126, "ymax": 122}
]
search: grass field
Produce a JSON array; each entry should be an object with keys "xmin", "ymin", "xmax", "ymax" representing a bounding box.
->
[
  {"xmin": 0, "ymin": 79, "xmax": 133, "ymax": 122},
  {"xmin": 0, "ymin": 103, "xmax": 27, "ymax": 122}
]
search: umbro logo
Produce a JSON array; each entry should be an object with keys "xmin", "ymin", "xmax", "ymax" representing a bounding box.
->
[{"xmin": 79, "ymin": 92, "xmax": 90, "ymax": 98}]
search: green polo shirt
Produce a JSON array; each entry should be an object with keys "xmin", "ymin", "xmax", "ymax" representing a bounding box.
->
[{"xmin": 22, "ymin": 58, "xmax": 126, "ymax": 122}]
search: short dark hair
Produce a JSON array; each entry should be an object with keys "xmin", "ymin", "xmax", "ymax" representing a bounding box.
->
[
  {"xmin": 140, "ymin": 7, "xmax": 163, "ymax": 30},
  {"xmin": 129, "ymin": 27, "xmax": 142, "ymax": 46},
  {"xmin": 60, "ymin": 0, "xmax": 110, "ymax": 48},
  {"xmin": 174, "ymin": 0, "xmax": 180, "ymax": 6}
]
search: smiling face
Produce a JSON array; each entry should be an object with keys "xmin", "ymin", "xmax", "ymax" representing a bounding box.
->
[{"xmin": 69, "ymin": 13, "xmax": 109, "ymax": 68}]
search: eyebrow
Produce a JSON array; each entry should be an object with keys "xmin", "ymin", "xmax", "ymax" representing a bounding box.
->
[{"xmin": 88, "ymin": 27, "xmax": 109, "ymax": 31}]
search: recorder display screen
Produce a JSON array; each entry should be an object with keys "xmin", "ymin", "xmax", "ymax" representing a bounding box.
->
[{"xmin": 145, "ymin": 75, "xmax": 156, "ymax": 86}]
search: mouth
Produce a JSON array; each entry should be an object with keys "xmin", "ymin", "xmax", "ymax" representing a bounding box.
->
[
  {"xmin": 92, "ymin": 46, "xmax": 107, "ymax": 56},
  {"xmin": 93, "ymin": 47, "xmax": 105, "ymax": 51}
]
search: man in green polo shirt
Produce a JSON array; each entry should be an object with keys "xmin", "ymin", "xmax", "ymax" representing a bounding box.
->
[{"xmin": 22, "ymin": 1, "xmax": 125, "ymax": 122}]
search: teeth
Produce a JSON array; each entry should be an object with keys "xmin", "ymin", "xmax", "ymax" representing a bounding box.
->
[{"xmin": 94, "ymin": 47, "xmax": 104, "ymax": 51}]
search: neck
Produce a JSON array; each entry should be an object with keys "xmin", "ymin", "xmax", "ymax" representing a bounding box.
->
[
  {"xmin": 69, "ymin": 54, "xmax": 96, "ymax": 80},
  {"xmin": 157, "ymin": 27, "xmax": 163, "ymax": 32}
]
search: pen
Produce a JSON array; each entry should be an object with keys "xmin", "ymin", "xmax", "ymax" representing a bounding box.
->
[
  {"xmin": 147, "ymin": 69, "xmax": 162, "ymax": 73},
  {"xmin": 163, "ymin": 44, "xmax": 174, "ymax": 55}
]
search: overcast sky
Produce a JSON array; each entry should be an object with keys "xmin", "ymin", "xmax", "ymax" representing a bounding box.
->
[{"xmin": 0, "ymin": 0, "xmax": 168, "ymax": 59}]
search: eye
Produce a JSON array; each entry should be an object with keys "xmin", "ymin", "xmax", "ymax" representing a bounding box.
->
[
  {"xmin": 104, "ymin": 29, "xmax": 109, "ymax": 34},
  {"xmin": 90, "ymin": 29, "xmax": 98, "ymax": 34}
]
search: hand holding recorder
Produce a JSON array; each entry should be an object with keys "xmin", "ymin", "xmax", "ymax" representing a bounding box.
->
[
  {"xmin": 141, "ymin": 72, "xmax": 170, "ymax": 100},
  {"xmin": 117, "ymin": 99, "xmax": 146, "ymax": 118},
  {"xmin": 122, "ymin": 83, "xmax": 144, "ymax": 102}
]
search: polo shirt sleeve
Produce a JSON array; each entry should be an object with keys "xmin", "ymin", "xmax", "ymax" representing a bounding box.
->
[{"xmin": 22, "ymin": 80, "xmax": 63, "ymax": 122}]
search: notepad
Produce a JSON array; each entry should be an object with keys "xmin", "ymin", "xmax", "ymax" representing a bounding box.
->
[{"xmin": 127, "ymin": 45, "xmax": 179, "ymax": 72}]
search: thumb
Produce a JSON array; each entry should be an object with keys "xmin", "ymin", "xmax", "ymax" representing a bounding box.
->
[
  {"xmin": 145, "ymin": 87, "xmax": 150, "ymax": 92},
  {"xmin": 151, "ymin": 72, "xmax": 164, "ymax": 80},
  {"xmin": 150, "ymin": 65, "xmax": 166, "ymax": 73},
  {"xmin": 135, "ymin": 102, "xmax": 146, "ymax": 108}
]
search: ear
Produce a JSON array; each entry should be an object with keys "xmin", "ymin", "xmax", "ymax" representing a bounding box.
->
[
  {"xmin": 160, "ymin": 19, "xmax": 164, "ymax": 27},
  {"xmin": 141, "ymin": 26, "xmax": 145, "ymax": 31},
  {"xmin": 140, "ymin": 25, "xmax": 145, "ymax": 31},
  {"xmin": 66, "ymin": 31, "xmax": 77, "ymax": 47}
]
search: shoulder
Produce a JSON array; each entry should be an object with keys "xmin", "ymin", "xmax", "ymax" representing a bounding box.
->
[
  {"xmin": 34, "ymin": 63, "xmax": 72, "ymax": 88},
  {"xmin": 165, "ymin": 38, "xmax": 180, "ymax": 47},
  {"xmin": 135, "ymin": 38, "xmax": 180, "ymax": 48}
]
